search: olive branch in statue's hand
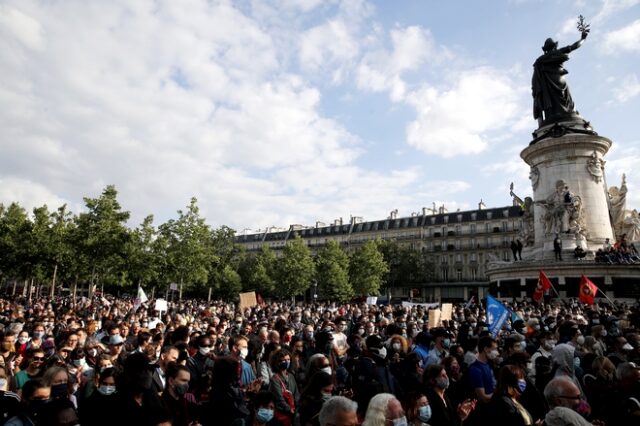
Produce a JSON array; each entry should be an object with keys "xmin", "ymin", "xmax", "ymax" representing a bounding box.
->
[{"xmin": 577, "ymin": 15, "xmax": 590, "ymax": 39}]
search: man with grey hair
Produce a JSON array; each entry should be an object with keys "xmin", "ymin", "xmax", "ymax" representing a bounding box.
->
[
  {"xmin": 543, "ymin": 377, "xmax": 604, "ymax": 426},
  {"xmin": 318, "ymin": 396, "xmax": 358, "ymax": 426}
]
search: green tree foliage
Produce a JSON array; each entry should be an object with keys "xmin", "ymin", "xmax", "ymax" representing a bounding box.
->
[
  {"xmin": 215, "ymin": 264, "xmax": 242, "ymax": 300},
  {"xmin": 275, "ymin": 236, "xmax": 315, "ymax": 299},
  {"xmin": 0, "ymin": 203, "xmax": 31, "ymax": 280},
  {"xmin": 239, "ymin": 245, "xmax": 276, "ymax": 295},
  {"xmin": 349, "ymin": 240, "xmax": 389, "ymax": 296},
  {"xmin": 316, "ymin": 240, "xmax": 352, "ymax": 302},
  {"xmin": 125, "ymin": 215, "xmax": 160, "ymax": 289},
  {"xmin": 73, "ymin": 185, "xmax": 131, "ymax": 293},
  {"xmin": 378, "ymin": 240, "xmax": 434, "ymax": 287},
  {"xmin": 159, "ymin": 198, "xmax": 215, "ymax": 296}
]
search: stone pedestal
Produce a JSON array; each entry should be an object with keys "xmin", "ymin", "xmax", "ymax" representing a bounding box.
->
[{"xmin": 521, "ymin": 134, "xmax": 614, "ymax": 258}]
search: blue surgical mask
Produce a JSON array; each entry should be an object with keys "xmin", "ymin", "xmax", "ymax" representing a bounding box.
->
[
  {"xmin": 573, "ymin": 357, "xmax": 581, "ymax": 368},
  {"xmin": 392, "ymin": 416, "xmax": 408, "ymax": 426},
  {"xmin": 517, "ymin": 379, "xmax": 527, "ymax": 393},
  {"xmin": 256, "ymin": 408, "xmax": 274, "ymax": 423},
  {"xmin": 418, "ymin": 405, "xmax": 432, "ymax": 422}
]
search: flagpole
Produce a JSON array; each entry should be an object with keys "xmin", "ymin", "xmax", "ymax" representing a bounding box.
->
[{"xmin": 596, "ymin": 287, "xmax": 616, "ymax": 306}]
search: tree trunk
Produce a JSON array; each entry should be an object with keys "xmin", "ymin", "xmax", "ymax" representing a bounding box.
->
[
  {"xmin": 179, "ymin": 277, "xmax": 183, "ymax": 301},
  {"xmin": 50, "ymin": 263, "xmax": 58, "ymax": 299},
  {"xmin": 28, "ymin": 278, "xmax": 34, "ymax": 302},
  {"xmin": 89, "ymin": 265, "xmax": 96, "ymax": 298},
  {"xmin": 208, "ymin": 287, "xmax": 212, "ymax": 303},
  {"xmin": 11, "ymin": 280, "xmax": 17, "ymax": 296},
  {"xmin": 22, "ymin": 279, "xmax": 28, "ymax": 297},
  {"xmin": 72, "ymin": 277, "xmax": 78, "ymax": 304},
  {"xmin": 151, "ymin": 287, "xmax": 155, "ymax": 299}
]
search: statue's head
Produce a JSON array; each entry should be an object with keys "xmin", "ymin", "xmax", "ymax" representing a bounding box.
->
[
  {"xmin": 609, "ymin": 186, "xmax": 619, "ymax": 196},
  {"xmin": 542, "ymin": 38, "xmax": 558, "ymax": 52}
]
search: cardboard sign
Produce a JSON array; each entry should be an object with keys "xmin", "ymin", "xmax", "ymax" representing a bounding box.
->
[
  {"xmin": 155, "ymin": 298, "xmax": 168, "ymax": 312},
  {"xmin": 366, "ymin": 296, "xmax": 378, "ymax": 305},
  {"xmin": 239, "ymin": 291, "xmax": 258, "ymax": 310},
  {"xmin": 441, "ymin": 303, "xmax": 453, "ymax": 322},
  {"xmin": 169, "ymin": 283, "xmax": 178, "ymax": 291},
  {"xmin": 428, "ymin": 309, "xmax": 441, "ymax": 329}
]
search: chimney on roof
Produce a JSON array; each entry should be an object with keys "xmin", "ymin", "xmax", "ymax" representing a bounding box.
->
[{"xmin": 478, "ymin": 199, "xmax": 486, "ymax": 210}]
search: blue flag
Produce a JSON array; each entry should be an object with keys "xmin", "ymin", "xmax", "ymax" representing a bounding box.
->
[{"xmin": 486, "ymin": 295, "xmax": 509, "ymax": 337}]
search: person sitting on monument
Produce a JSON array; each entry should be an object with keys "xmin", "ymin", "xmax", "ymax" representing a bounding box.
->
[{"xmin": 573, "ymin": 246, "xmax": 586, "ymax": 260}]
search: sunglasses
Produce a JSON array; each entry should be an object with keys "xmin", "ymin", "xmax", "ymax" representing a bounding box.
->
[{"xmin": 32, "ymin": 357, "xmax": 45, "ymax": 361}]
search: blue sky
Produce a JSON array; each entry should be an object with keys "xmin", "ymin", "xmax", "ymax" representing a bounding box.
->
[{"xmin": 1, "ymin": 0, "xmax": 639, "ymax": 232}]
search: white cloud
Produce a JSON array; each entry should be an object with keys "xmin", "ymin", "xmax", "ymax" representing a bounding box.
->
[
  {"xmin": 600, "ymin": 18, "xmax": 640, "ymax": 53},
  {"xmin": 0, "ymin": 5, "xmax": 44, "ymax": 51},
  {"xmin": 605, "ymin": 144, "xmax": 640, "ymax": 209},
  {"xmin": 611, "ymin": 73, "xmax": 640, "ymax": 102},
  {"xmin": 0, "ymin": 177, "xmax": 69, "ymax": 213},
  {"xmin": 404, "ymin": 68, "xmax": 522, "ymax": 157},
  {"xmin": 593, "ymin": 0, "xmax": 640, "ymax": 24}
]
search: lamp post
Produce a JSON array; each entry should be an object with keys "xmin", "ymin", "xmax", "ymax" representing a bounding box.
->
[{"xmin": 313, "ymin": 281, "xmax": 318, "ymax": 302}]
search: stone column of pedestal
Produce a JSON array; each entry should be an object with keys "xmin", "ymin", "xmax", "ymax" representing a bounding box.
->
[{"xmin": 521, "ymin": 134, "xmax": 614, "ymax": 259}]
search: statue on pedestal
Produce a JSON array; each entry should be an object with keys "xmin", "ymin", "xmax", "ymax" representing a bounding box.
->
[
  {"xmin": 608, "ymin": 174, "xmax": 627, "ymax": 237},
  {"xmin": 532, "ymin": 16, "xmax": 589, "ymax": 127},
  {"xmin": 538, "ymin": 180, "xmax": 571, "ymax": 235}
]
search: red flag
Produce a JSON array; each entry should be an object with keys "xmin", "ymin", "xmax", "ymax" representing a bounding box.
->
[
  {"xmin": 579, "ymin": 275, "xmax": 598, "ymax": 305},
  {"xmin": 539, "ymin": 271, "xmax": 552, "ymax": 291}
]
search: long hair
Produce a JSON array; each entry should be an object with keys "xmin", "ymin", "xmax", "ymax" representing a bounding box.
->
[
  {"xmin": 495, "ymin": 364, "xmax": 525, "ymax": 399},
  {"xmin": 362, "ymin": 393, "xmax": 396, "ymax": 426}
]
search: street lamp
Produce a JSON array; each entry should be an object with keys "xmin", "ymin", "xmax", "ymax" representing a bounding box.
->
[{"xmin": 313, "ymin": 281, "xmax": 318, "ymax": 301}]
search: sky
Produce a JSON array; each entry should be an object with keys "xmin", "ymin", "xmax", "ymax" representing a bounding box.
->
[{"xmin": 1, "ymin": 0, "xmax": 639, "ymax": 233}]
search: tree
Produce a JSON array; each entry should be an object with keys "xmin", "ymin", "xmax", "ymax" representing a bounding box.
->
[
  {"xmin": 215, "ymin": 264, "xmax": 242, "ymax": 300},
  {"xmin": 274, "ymin": 236, "xmax": 315, "ymax": 299},
  {"xmin": 0, "ymin": 203, "xmax": 31, "ymax": 292},
  {"xmin": 73, "ymin": 185, "xmax": 131, "ymax": 295},
  {"xmin": 159, "ymin": 197, "xmax": 214, "ymax": 298},
  {"xmin": 349, "ymin": 240, "xmax": 389, "ymax": 296},
  {"xmin": 316, "ymin": 240, "xmax": 352, "ymax": 302},
  {"xmin": 239, "ymin": 245, "xmax": 276, "ymax": 295},
  {"xmin": 125, "ymin": 215, "xmax": 160, "ymax": 291},
  {"xmin": 378, "ymin": 240, "xmax": 434, "ymax": 288}
]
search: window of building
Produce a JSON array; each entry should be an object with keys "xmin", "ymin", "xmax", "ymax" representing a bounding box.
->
[
  {"xmin": 457, "ymin": 270, "xmax": 463, "ymax": 281},
  {"xmin": 485, "ymin": 223, "xmax": 490, "ymax": 233},
  {"xmin": 487, "ymin": 211, "xmax": 493, "ymax": 219},
  {"xmin": 442, "ymin": 226, "xmax": 447, "ymax": 235},
  {"xmin": 502, "ymin": 221, "xmax": 508, "ymax": 232},
  {"xmin": 455, "ymin": 225, "xmax": 461, "ymax": 235},
  {"xmin": 471, "ymin": 212, "xmax": 477, "ymax": 221},
  {"xmin": 444, "ymin": 216, "xmax": 449, "ymax": 223},
  {"xmin": 471, "ymin": 268, "xmax": 478, "ymax": 280},
  {"xmin": 456, "ymin": 240, "xmax": 461, "ymax": 250},
  {"xmin": 442, "ymin": 255, "xmax": 448, "ymax": 264},
  {"xmin": 457, "ymin": 214, "xmax": 463, "ymax": 222},
  {"xmin": 456, "ymin": 254, "xmax": 462, "ymax": 262},
  {"xmin": 442, "ymin": 267, "xmax": 449, "ymax": 281},
  {"xmin": 470, "ymin": 224, "xmax": 476, "ymax": 234},
  {"xmin": 503, "ymin": 209, "xmax": 509, "ymax": 218},
  {"xmin": 431, "ymin": 217, "xmax": 436, "ymax": 225}
]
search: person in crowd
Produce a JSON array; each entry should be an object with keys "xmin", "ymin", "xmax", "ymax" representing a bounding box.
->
[
  {"xmin": 318, "ymin": 395, "xmax": 358, "ymax": 426},
  {"xmin": 160, "ymin": 362, "xmax": 200, "ymax": 426},
  {"xmin": 423, "ymin": 364, "xmax": 475, "ymax": 426},
  {"xmin": 362, "ymin": 393, "xmax": 406, "ymax": 426},
  {"xmin": 79, "ymin": 366, "xmax": 119, "ymax": 426},
  {"xmin": 402, "ymin": 392, "xmax": 432, "ymax": 426},
  {"xmin": 206, "ymin": 356, "xmax": 250, "ymax": 426},
  {"xmin": 5, "ymin": 378, "xmax": 50, "ymax": 426},
  {"xmin": 13, "ymin": 347, "xmax": 46, "ymax": 392},
  {"xmin": 268, "ymin": 348, "xmax": 299, "ymax": 426},
  {"xmin": 0, "ymin": 367, "xmax": 21, "ymax": 422},
  {"xmin": 543, "ymin": 377, "xmax": 605, "ymax": 426},
  {"xmin": 298, "ymin": 371, "xmax": 333, "ymax": 426},
  {"xmin": 250, "ymin": 391, "xmax": 277, "ymax": 426},
  {"xmin": 489, "ymin": 364, "xmax": 535, "ymax": 425},
  {"xmin": 152, "ymin": 345, "xmax": 180, "ymax": 394}
]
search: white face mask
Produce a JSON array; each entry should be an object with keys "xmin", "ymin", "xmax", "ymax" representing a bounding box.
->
[
  {"xmin": 576, "ymin": 336, "xmax": 585, "ymax": 346},
  {"xmin": 239, "ymin": 348, "xmax": 249, "ymax": 359},
  {"xmin": 320, "ymin": 366, "xmax": 332, "ymax": 376},
  {"xmin": 73, "ymin": 358, "xmax": 86, "ymax": 368},
  {"xmin": 97, "ymin": 385, "xmax": 116, "ymax": 395},
  {"xmin": 87, "ymin": 348, "xmax": 98, "ymax": 357},
  {"xmin": 199, "ymin": 347, "xmax": 211, "ymax": 356},
  {"xmin": 392, "ymin": 343, "xmax": 402, "ymax": 351}
]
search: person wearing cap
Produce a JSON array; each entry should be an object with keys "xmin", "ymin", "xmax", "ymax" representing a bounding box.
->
[
  {"xmin": 107, "ymin": 334, "xmax": 125, "ymax": 366},
  {"xmin": 413, "ymin": 331, "xmax": 432, "ymax": 369},
  {"xmin": 425, "ymin": 328, "xmax": 451, "ymax": 368}
]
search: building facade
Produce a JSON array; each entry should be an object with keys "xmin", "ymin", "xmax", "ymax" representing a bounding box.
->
[{"xmin": 236, "ymin": 203, "xmax": 523, "ymax": 301}]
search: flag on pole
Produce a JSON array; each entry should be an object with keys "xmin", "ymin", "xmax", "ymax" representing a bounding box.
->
[
  {"xmin": 464, "ymin": 295, "xmax": 475, "ymax": 309},
  {"xmin": 134, "ymin": 286, "xmax": 148, "ymax": 311},
  {"xmin": 533, "ymin": 270, "xmax": 553, "ymax": 303},
  {"xmin": 579, "ymin": 275, "xmax": 598, "ymax": 305},
  {"xmin": 486, "ymin": 295, "xmax": 509, "ymax": 337}
]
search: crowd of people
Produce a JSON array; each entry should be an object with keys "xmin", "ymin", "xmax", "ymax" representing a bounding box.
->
[
  {"xmin": 0, "ymin": 292, "xmax": 638, "ymax": 426},
  {"xmin": 594, "ymin": 236, "xmax": 639, "ymax": 265}
]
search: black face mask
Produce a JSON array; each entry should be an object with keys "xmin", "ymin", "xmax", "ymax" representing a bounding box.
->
[
  {"xmin": 51, "ymin": 383, "xmax": 68, "ymax": 399},
  {"xmin": 28, "ymin": 399, "xmax": 50, "ymax": 417}
]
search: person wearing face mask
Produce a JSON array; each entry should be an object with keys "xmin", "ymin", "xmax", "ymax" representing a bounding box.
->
[
  {"xmin": 230, "ymin": 335, "xmax": 257, "ymax": 388},
  {"xmin": 0, "ymin": 368, "xmax": 20, "ymax": 422},
  {"xmin": 298, "ymin": 371, "xmax": 333, "ymax": 426},
  {"xmin": 187, "ymin": 335, "xmax": 215, "ymax": 400},
  {"xmin": 529, "ymin": 331, "xmax": 554, "ymax": 384},
  {"xmin": 268, "ymin": 349, "xmax": 298, "ymax": 426},
  {"xmin": 161, "ymin": 363, "xmax": 201, "ymax": 426},
  {"xmin": 362, "ymin": 393, "xmax": 407, "ymax": 426},
  {"xmin": 42, "ymin": 367, "xmax": 70, "ymax": 403},
  {"xmin": 79, "ymin": 367, "xmax": 120, "ymax": 426},
  {"xmin": 544, "ymin": 377, "xmax": 604, "ymax": 426},
  {"xmin": 551, "ymin": 343, "xmax": 585, "ymax": 400},
  {"xmin": 489, "ymin": 365, "xmax": 535, "ymax": 425},
  {"xmin": 251, "ymin": 391, "xmax": 277, "ymax": 426},
  {"xmin": 425, "ymin": 329, "xmax": 451, "ymax": 368},
  {"xmin": 351, "ymin": 335, "xmax": 399, "ymax": 419},
  {"xmin": 403, "ymin": 393, "xmax": 432, "ymax": 426},
  {"xmin": 467, "ymin": 336, "xmax": 498, "ymax": 404},
  {"xmin": 5, "ymin": 378, "xmax": 51, "ymax": 426},
  {"xmin": 424, "ymin": 365, "xmax": 475, "ymax": 426}
]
